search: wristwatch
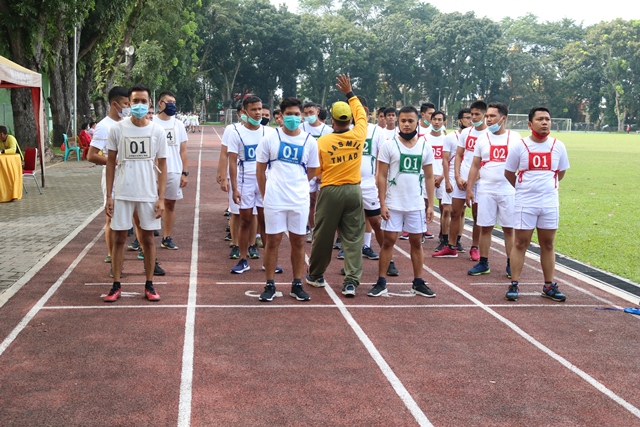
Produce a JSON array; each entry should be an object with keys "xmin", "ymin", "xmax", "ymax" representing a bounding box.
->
[{"xmin": 181, "ymin": 171, "xmax": 189, "ymax": 177}]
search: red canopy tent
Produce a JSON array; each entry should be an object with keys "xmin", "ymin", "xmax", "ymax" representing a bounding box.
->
[{"xmin": 0, "ymin": 55, "xmax": 46, "ymax": 186}]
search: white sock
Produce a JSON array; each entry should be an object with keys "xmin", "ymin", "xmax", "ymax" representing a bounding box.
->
[{"xmin": 364, "ymin": 232, "xmax": 372, "ymax": 248}]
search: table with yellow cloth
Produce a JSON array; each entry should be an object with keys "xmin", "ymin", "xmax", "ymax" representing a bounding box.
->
[{"xmin": 0, "ymin": 153, "xmax": 23, "ymax": 202}]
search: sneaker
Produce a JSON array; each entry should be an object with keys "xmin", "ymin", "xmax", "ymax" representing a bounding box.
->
[
  {"xmin": 399, "ymin": 231, "xmax": 409, "ymax": 240},
  {"xmin": 261, "ymin": 265, "xmax": 283, "ymax": 274},
  {"xmin": 305, "ymin": 274, "xmax": 325, "ymax": 288},
  {"xmin": 231, "ymin": 258, "xmax": 250, "ymax": 274},
  {"xmin": 223, "ymin": 209, "xmax": 230, "ymax": 217},
  {"xmin": 153, "ymin": 230, "xmax": 160, "ymax": 237},
  {"xmin": 423, "ymin": 231, "xmax": 434, "ymax": 239},
  {"xmin": 127, "ymin": 227, "xmax": 134, "ymax": 237},
  {"xmin": 290, "ymin": 283, "xmax": 310, "ymax": 301},
  {"xmin": 468, "ymin": 261, "xmax": 490, "ymax": 276},
  {"xmin": 541, "ymin": 282, "xmax": 566, "ymax": 302},
  {"xmin": 306, "ymin": 232, "xmax": 313, "ymax": 243},
  {"xmin": 340, "ymin": 267, "xmax": 345, "ymax": 276},
  {"xmin": 506, "ymin": 265, "xmax": 512, "ymax": 279},
  {"xmin": 469, "ymin": 246, "xmax": 480, "ymax": 261},
  {"xmin": 411, "ymin": 278, "xmax": 436, "ymax": 297},
  {"xmin": 248, "ymin": 245, "xmax": 260, "ymax": 259},
  {"xmin": 421, "ymin": 234, "xmax": 425, "ymax": 244},
  {"xmin": 387, "ymin": 260, "xmax": 399, "ymax": 276},
  {"xmin": 432, "ymin": 245, "xmax": 458, "ymax": 258},
  {"xmin": 137, "ymin": 249, "xmax": 145, "ymax": 260},
  {"xmin": 225, "ymin": 225, "xmax": 230, "ymax": 233},
  {"xmin": 104, "ymin": 286, "xmax": 121, "ymax": 302},
  {"xmin": 333, "ymin": 237, "xmax": 342, "ymax": 250},
  {"xmin": 337, "ymin": 249, "xmax": 344, "ymax": 259},
  {"xmin": 224, "ymin": 233, "xmax": 232, "ymax": 241},
  {"xmin": 229, "ymin": 245, "xmax": 240, "ymax": 259},
  {"xmin": 145, "ymin": 286, "xmax": 161, "ymax": 301},
  {"xmin": 104, "ymin": 254, "xmax": 111, "ymax": 263},
  {"xmin": 362, "ymin": 246, "xmax": 380, "ymax": 260},
  {"xmin": 153, "ymin": 262, "xmax": 166, "ymax": 276},
  {"xmin": 259, "ymin": 283, "xmax": 276, "ymax": 302},
  {"xmin": 433, "ymin": 238, "xmax": 447, "ymax": 253},
  {"xmin": 368, "ymin": 279, "xmax": 388, "ymax": 297},
  {"xmin": 342, "ymin": 282, "xmax": 356, "ymax": 297},
  {"xmin": 456, "ymin": 240, "xmax": 465, "ymax": 253},
  {"xmin": 128, "ymin": 239, "xmax": 140, "ymax": 251},
  {"xmin": 505, "ymin": 284, "xmax": 519, "ymax": 301},
  {"xmin": 161, "ymin": 236, "xmax": 178, "ymax": 250},
  {"xmin": 255, "ymin": 236, "xmax": 263, "ymax": 248}
]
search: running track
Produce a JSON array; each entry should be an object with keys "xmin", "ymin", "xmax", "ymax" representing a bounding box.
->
[{"xmin": 0, "ymin": 126, "xmax": 639, "ymax": 426}]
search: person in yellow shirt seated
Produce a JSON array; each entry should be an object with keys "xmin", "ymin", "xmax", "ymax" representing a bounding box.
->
[{"xmin": 0, "ymin": 126, "xmax": 23, "ymax": 160}]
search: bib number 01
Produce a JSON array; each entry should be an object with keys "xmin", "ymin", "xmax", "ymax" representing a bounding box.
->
[
  {"xmin": 124, "ymin": 136, "xmax": 151, "ymax": 160},
  {"xmin": 278, "ymin": 141, "xmax": 303, "ymax": 165},
  {"xmin": 528, "ymin": 152, "xmax": 551, "ymax": 170},
  {"xmin": 399, "ymin": 153, "xmax": 421, "ymax": 174}
]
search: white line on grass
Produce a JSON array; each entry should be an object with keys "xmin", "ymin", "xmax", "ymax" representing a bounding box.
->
[
  {"xmin": 177, "ymin": 127, "xmax": 205, "ymax": 427},
  {"xmin": 0, "ymin": 229, "xmax": 104, "ymax": 357},
  {"xmin": 394, "ymin": 244, "xmax": 640, "ymax": 419}
]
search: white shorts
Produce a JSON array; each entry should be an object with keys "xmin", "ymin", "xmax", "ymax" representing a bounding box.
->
[
  {"xmin": 361, "ymin": 184, "xmax": 381, "ymax": 211},
  {"xmin": 309, "ymin": 176, "xmax": 320, "ymax": 193},
  {"xmin": 264, "ymin": 206, "xmax": 309, "ymax": 235},
  {"xmin": 514, "ymin": 206, "xmax": 559, "ymax": 230},
  {"xmin": 237, "ymin": 174, "xmax": 263, "ymax": 210},
  {"xmin": 435, "ymin": 185, "xmax": 445, "ymax": 201},
  {"xmin": 228, "ymin": 190, "xmax": 240, "ymax": 215},
  {"xmin": 381, "ymin": 209, "xmax": 426, "ymax": 234},
  {"xmin": 101, "ymin": 167, "xmax": 115, "ymax": 208},
  {"xmin": 165, "ymin": 172, "xmax": 183, "ymax": 201},
  {"xmin": 477, "ymin": 193, "xmax": 515, "ymax": 228},
  {"xmin": 452, "ymin": 182, "xmax": 477, "ymax": 201},
  {"xmin": 111, "ymin": 200, "xmax": 161, "ymax": 231}
]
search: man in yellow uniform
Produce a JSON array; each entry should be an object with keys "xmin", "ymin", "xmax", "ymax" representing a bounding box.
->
[
  {"xmin": 306, "ymin": 74, "xmax": 367, "ymax": 297},
  {"xmin": 0, "ymin": 126, "xmax": 23, "ymax": 159}
]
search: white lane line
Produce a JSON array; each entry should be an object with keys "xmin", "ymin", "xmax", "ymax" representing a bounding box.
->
[
  {"xmin": 0, "ymin": 229, "xmax": 104, "ymax": 357},
  {"xmin": 177, "ymin": 126, "xmax": 205, "ymax": 427},
  {"xmin": 306, "ymin": 255, "xmax": 433, "ymax": 427},
  {"xmin": 85, "ymin": 282, "xmax": 169, "ymax": 286},
  {"xmin": 216, "ymin": 281, "xmax": 419, "ymax": 286},
  {"xmin": 0, "ymin": 206, "xmax": 104, "ymax": 309},
  {"xmin": 394, "ymin": 244, "xmax": 640, "ymax": 419}
]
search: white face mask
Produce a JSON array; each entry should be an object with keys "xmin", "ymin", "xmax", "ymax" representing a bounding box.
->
[{"xmin": 115, "ymin": 102, "xmax": 131, "ymax": 119}]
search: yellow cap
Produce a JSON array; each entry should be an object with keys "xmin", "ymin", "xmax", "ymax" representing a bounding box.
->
[{"xmin": 331, "ymin": 101, "xmax": 352, "ymax": 121}]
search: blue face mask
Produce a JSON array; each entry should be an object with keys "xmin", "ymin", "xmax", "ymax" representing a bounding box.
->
[
  {"xmin": 283, "ymin": 115, "xmax": 301, "ymax": 131},
  {"xmin": 131, "ymin": 103, "xmax": 149, "ymax": 119},
  {"xmin": 487, "ymin": 122, "xmax": 501, "ymax": 133},
  {"xmin": 163, "ymin": 102, "xmax": 177, "ymax": 117},
  {"xmin": 305, "ymin": 115, "xmax": 317, "ymax": 124},
  {"xmin": 247, "ymin": 116, "xmax": 261, "ymax": 126}
]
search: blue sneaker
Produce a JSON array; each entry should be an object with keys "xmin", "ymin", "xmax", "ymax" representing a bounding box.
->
[
  {"xmin": 541, "ymin": 282, "xmax": 566, "ymax": 302},
  {"xmin": 505, "ymin": 283, "xmax": 519, "ymax": 301},
  {"xmin": 305, "ymin": 274, "xmax": 325, "ymax": 288},
  {"xmin": 341, "ymin": 282, "xmax": 356, "ymax": 297},
  {"xmin": 337, "ymin": 249, "xmax": 344, "ymax": 259},
  {"xmin": 468, "ymin": 261, "xmax": 490, "ymax": 276},
  {"xmin": 261, "ymin": 265, "xmax": 284, "ymax": 274},
  {"xmin": 506, "ymin": 265, "xmax": 512, "ymax": 279},
  {"xmin": 128, "ymin": 238, "xmax": 140, "ymax": 251},
  {"xmin": 231, "ymin": 258, "xmax": 250, "ymax": 274},
  {"xmin": 229, "ymin": 245, "xmax": 240, "ymax": 259},
  {"xmin": 161, "ymin": 236, "xmax": 178, "ymax": 250}
]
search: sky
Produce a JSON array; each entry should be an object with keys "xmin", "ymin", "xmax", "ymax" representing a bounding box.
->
[{"xmin": 269, "ymin": 0, "xmax": 639, "ymax": 26}]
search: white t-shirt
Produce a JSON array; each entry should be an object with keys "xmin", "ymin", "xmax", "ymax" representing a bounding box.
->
[
  {"xmin": 378, "ymin": 136, "xmax": 433, "ymax": 211},
  {"xmin": 154, "ymin": 116, "xmax": 188, "ymax": 174},
  {"xmin": 256, "ymin": 128, "xmax": 320, "ymax": 210},
  {"xmin": 227, "ymin": 125, "xmax": 271, "ymax": 176},
  {"xmin": 474, "ymin": 130, "xmax": 521, "ymax": 195},
  {"xmin": 299, "ymin": 122, "xmax": 333, "ymax": 139},
  {"xmin": 424, "ymin": 132, "xmax": 446, "ymax": 177},
  {"xmin": 90, "ymin": 116, "xmax": 118, "ymax": 153},
  {"xmin": 443, "ymin": 130, "xmax": 459, "ymax": 181},
  {"xmin": 504, "ymin": 137, "xmax": 569, "ymax": 208},
  {"xmin": 107, "ymin": 120, "xmax": 168, "ymax": 202},
  {"xmin": 383, "ymin": 127, "xmax": 398, "ymax": 141},
  {"xmin": 361, "ymin": 123, "xmax": 385, "ymax": 186},
  {"xmin": 457, "ymin": 126, "xmax": 486, "ymax": 180}
]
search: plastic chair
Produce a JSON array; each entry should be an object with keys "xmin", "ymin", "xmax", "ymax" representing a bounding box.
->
[
  {"xmin": 63, "ymin": 133, "xmax": 81, "ymax": 161},
  {"xmin": 23, "ymin": 147, "xmax": 42, "ymax": 194}
]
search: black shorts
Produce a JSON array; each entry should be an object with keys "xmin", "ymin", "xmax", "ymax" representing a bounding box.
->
[{"xmin": 365, "ymin": 208, "xmax": 381, "ymax": 218}]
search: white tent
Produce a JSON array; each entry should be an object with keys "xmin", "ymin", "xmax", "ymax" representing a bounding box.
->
[{"xmin": 0, "ymin": 55, "xmax": 46, "ymax": 186}]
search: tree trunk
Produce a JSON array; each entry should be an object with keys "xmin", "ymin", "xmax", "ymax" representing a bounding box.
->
[
  {"xmin": 77, "ymin": 60, "xmax": 95, "ymax": 126},
  {"xmin": 48, "ymin": 30, "xmax": 76, "ymax": 147}
]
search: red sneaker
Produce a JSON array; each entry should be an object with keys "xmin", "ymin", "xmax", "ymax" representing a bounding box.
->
[
  {"xmin": 399, "ymin": 231, "xmax": 410, "ymax": 240},
  {"xmin": 145, "ymin": 287, "xmax": 161, "ymax": 301},
  {"xmin": 469, "ymin": 246, "xmax": 480, "ymax": 261},
  {"xmin": 104, "ymin": 287, "xmax": 121, "ymax": 302},
  {"xmin": 432, "ymin": 245, "xmax": 458, "ymax": 258}
]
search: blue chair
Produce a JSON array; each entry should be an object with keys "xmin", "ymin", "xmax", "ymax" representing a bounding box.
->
[{"xmin": 63, "ymin": 133, "xmax": 81, "ymax": 162}]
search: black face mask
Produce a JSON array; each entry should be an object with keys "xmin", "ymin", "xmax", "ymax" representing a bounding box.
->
[
  {"xmin": 260, "ymin": 117, "xmax": 270, "ymax": 126},
  {"xmin": 398, "ymin": 129, "xmax": 417, "ymax": 141}
]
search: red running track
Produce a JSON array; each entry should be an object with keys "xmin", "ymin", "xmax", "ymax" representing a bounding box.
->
[{"xmin": 0, "ymin": 126, "xmax": 639, "ymax": 426}]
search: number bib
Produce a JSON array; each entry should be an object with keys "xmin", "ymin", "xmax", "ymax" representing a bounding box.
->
[
  {"xmin": 277, "ymin": 141, "xmax": 303, "ymax": 165},
  {"xmin": 399, "ymin": 153, "xmax": 421, "ymax": 174},
  {"xmin": 489, "ymin": 145, "xmax": 507, "ymax": 162},
  {"xmin": 432, "ymin": 145, "xmax": 443, "ymax": 160},
  {"xmin": 528, "ymin": 152, "xmax": 551, "ymax": 170},
  {"xmin": 124, "ymin": 136, "xmax": 152, "ymax": 160},
  {"xmin": 465, "ymin": 135, "xmax": 477, "ymax": 151},
  {"xmin": 363, "ymin": 138, "xmax": 372, "ymax": 156},
  {"xmin": 166, "ymin": 127, "xmax": 177, "ymax": 146},
  {"xmin": 243, "ymin": 144, "xmax": 257, "ymax": 162}
]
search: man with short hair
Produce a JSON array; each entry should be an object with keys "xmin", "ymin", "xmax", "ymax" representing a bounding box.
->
[
  {"xmin": 383, "ymin": 107, "xmax": 397, "ymax": 140},
  {"xmin": 87, "ymin": 86, "xmax": 131, "ymax": 265},
  {"xmin": 273, "ymin": 109, "xmax": 283, "ymax": 127},
  {"xmin": 261, "ymin": 106, "xmax": 271, "ymax": 126},
  {"xmin": 155, "ymin": 91, "xmax": 189, "ymax": 250},
  {"xmin": 504, "ymin": 106, "xmax": 569, "ymax": 302},
  {"xmin": 256, "ymin": 97, "xmax": 320, "ymax": 302},
  {"xmin": 0, "ymin": 126, "xmax": 22, "ymax": 159},
  {"xmin": 104, "ymin": 84, "xmax": 168, "ymax": 302},
  {"xmin": 466, "ymin": 102, "xmax": 519, "ymax": 278},
  {"xmin": 418, "ymin": 102, "xmax": 435, "ymax": 136},
  {"xmin": 377, "ymin": 107, "xmax": 387, "ymax": 129}
]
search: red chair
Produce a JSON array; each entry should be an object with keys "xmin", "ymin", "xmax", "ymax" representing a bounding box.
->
[{"xmin": 23, "ymin": 147, "xmax": 42, "ymax": 194}]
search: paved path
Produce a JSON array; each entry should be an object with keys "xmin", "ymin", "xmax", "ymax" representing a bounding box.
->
[{"xmin": 0, "ymin": 158, "xmax": 103, "ymax": 294}]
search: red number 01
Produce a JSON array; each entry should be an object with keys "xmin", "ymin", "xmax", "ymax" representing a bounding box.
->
[{"xmin": 528, "ymin": 152, "xmax": 551, "ymax": 170}]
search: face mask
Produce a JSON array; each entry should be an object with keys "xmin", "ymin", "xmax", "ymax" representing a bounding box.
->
[
  {"xmin": 487, "ymin": 120, "xmax": 502, "ymax": 134},
  {"xmin": 240, "ymin": 114, "xmax": 248, "ymax": 123},
  {"xmin": 260, "ymin": 117, "xmax": 270, "ymax": 126},
  {"xmin": 530, "ymin": 127, "xmax": 549, "ymax": 140},
  {"xmin": 305, "ymin": 115, "xmax": 317, "ymax": 125},
  {"xmin": 131, "ymin": 103, "xmax": 149, "ymax": 119},
  {"xmin": 423, "ymin": 119, "xmax": 431, "ymax": 126},
  {"xmin": 283, "ymin": 115, "xmax": 301, "ymax": 131},
  {"xmin": 472, "ymin": 119, "xmax": 484, "ymax": 127},
  {"xmin": 116, "ymin": 103, "xmax": 131, "ymax": 119},
  {"xmin": 431, "ymin": 126, "xmax": 443, "ymax": 133},
  {"xmin": 247, "ymin": 116, "xmax": 261, "ymax": 126},
  {"xmin": 163, "ymin": 102, "xmax": 177, "ymax": 117},
  {"xmin": 398, "ymin": 129, "xmax": 417, "ymax": 140}
]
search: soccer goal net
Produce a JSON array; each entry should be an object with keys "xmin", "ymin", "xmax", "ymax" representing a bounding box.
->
[{"xmin": 506, "ymin": 114, "xmax": 572, "ymax": 132}]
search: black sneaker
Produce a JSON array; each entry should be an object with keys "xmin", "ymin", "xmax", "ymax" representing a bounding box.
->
[
  {"xmin": 456, "ymin": 240, "xmax": 465, "ymax": 253},
  {"xmin": 368, "ymin": 279, "xmax": 388, "ymax": 297},
  {"xmin": 153, "ymin": 262, "xmax": 166, "ymax": 276},
  {"xmin": 433, "ymin": 238, "xmax": 447, "ymax": 253},
  {"xmin": 248, "ymin": 245, "xmax": 260, "ymax": 259},
  {"xmin": 127, "ymin": 238, "xmax": 140, "ymax": 251},
  {"xmin": 340, "ymin": 267, "xmax": 346, "ymax": 276},
  {"xmin": 161, "ymin": 236, "xmax": 178, "ymax": 250},
  {"xmin": 387, "ymin": 260, "xmax": 399, "ymax": 276},
  {"xmin": 127, "ymin": 227, "xmax": 134, "ymax": 237},
  {"xmin": 362, "ymin": 246, "xmax": 380, "ymax": 260},
  {"xmin": 153, "ymin": 230, "xmax": 160, "ymax": 237},
  {"xmin": 229, "ymin": 245, "xmax": 240, "ymax": 259},
  {"xmin": 411, "ymin": 278, "xmax": 435, "ymax": 297},
  {"xmin": 290, "ymin": 282, "xmax": 310, "ymax": 301},
  {"xmin": 224, "ymin": 233, "xmax": 232, "ymax": 241},
  {"xmin": 259, "ymin": 282, "xmax": 276, "ymax": 302}
]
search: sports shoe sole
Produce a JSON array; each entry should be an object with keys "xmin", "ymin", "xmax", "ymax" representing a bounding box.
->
[
  {"xmin": 541, "ymin": 293, "xmax": 566, "ymax": 302},
  {"xmin": 468, "ymin": 268, "xmax": 490, "ymax": 276},
  {"xmin": 259, "ymin": 293, "xmax": 275, "ymax": 302},
  {"xmin": 505, "ymin": 295, "xmax": 519, "ymax": 301},
  {"xmin": 290, "ymin": 292, "xmax": 310, "ymax": 301},
  {"xmin": 342, "ymin": 287, "xmax": 356, "ymax": 297},
  {"xmin": 161, "ymin": 243, "xmax": 178, "ymax": 250},
  {"xmin": 362, "ymin": 253, "xmax": 380, "ymax": 260},
  {"xmin": 367, "ymin": 288, "xmax": 388, "ymax": 297},
  {"xmin": 231, "ymin": 267, "xmax": 250, "ymax": 274},
  {"xmin": 432, "ymin": 253, "xmax": 458, "ymax": 258},
  {"xmin": 411, "ymin": 289, "xmax": 436, "ymax": 298},
  {"xmin": 305, "ymin": 277, "xmax": 325, "ymax": 288}
]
